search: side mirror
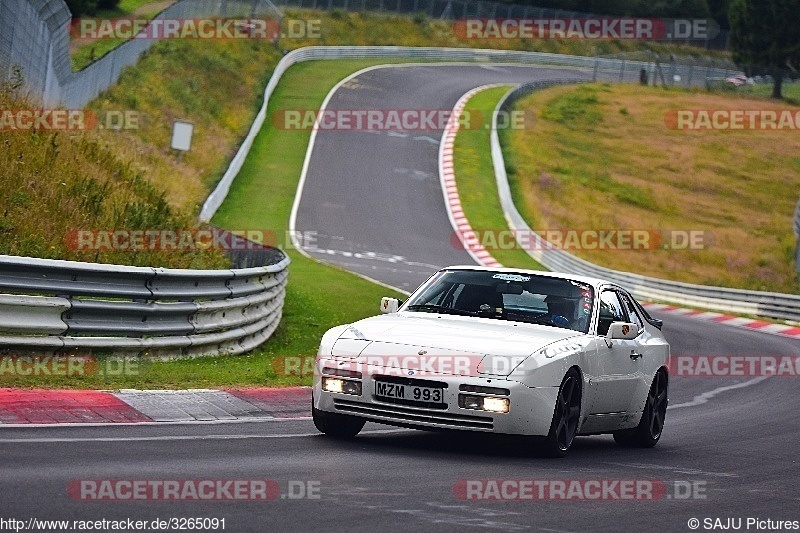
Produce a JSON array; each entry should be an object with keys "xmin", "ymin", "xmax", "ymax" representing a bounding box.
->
[
  {"xmin": 380, "ymin": 297, "xmax": 400, "ymax": 314},
  {"xmin": 606, "ymin": 321, "xmax": 639, "ymax": 340}
]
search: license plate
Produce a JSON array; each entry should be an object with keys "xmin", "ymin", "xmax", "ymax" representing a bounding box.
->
[{"xmin": 374, "ymin": 382, "xmax": 443, "ymax": 403}]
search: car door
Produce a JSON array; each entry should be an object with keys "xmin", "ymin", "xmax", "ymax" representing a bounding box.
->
[
  {"xmin": 619, "ymin": 290, "xmax": 668, "ymax": 402},
  {"xmin": 587, "ymin": 289, "xmax": 643, "ymax": 415}
]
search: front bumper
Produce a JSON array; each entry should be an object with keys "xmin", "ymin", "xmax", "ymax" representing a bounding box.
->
[{"xmin": 313, "ymin": 357, "xmax": 558, "ymax": 436}]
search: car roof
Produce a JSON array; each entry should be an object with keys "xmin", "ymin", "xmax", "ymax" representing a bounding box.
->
[{"xmin": 440, "ymin": 265, "xmax": 614, "ymax": 291}]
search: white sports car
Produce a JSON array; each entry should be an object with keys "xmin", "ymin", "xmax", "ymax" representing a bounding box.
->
[{"xmin": 312, "ymin": 266, "xmax": 670, "ymax": 457}]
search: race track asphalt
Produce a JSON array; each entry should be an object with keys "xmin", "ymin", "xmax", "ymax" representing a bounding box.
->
[{"xmin": 294, "ymin": 64, "xmax": 589, "ymax": 292}]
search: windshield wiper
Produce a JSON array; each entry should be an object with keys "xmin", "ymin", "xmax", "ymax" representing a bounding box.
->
[{"xmin": 406, "ymin": 304, "xmax": 473, "ymax": 316}]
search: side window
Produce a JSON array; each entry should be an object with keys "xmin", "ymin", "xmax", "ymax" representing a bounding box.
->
[
  {"xmin": 598, "ymin": 290, "xmax": 627, "ymax": 336},
  {"xmin": 620, "ymin": 293, "xmax": 644, "ymax": 331}
]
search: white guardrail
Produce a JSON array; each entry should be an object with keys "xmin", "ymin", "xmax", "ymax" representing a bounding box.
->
[
  {"xmin": 0, "ymin": 251, "xmax": 289, "ymax": 357},
  {"xmin": 201, "ymin": 45, "xmax": 799, "ymax": 323}
]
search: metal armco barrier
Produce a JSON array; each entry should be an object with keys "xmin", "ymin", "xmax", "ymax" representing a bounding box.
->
[
  {"xmin": 490, "ymin": 80, "xmax": 800, "ymax": 322},
  {"xmin": 0, "ymin": 253, "xmax": 290, "ymax": 358}
]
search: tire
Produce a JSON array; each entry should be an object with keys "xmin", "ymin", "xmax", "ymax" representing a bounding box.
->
[
  {"xmin": 540, "ymin": 368, "xmax": 582, "ymax": 458},
  {"xmin": 312, "ymin": 404, "xmax": 365, "ymax": 439},
  {"xmin": 614, "ymin": 369, "xmax": 668, "ymax": 448}
]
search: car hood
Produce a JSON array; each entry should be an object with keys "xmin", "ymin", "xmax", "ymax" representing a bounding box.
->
[{"xmin": 328, "ymin": 313, "xmax": 582, "ymax": 376}]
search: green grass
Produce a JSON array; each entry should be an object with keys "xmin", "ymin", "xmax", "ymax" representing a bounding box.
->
[
  {"xmin": 731, "ymin": 82, "xmax": 800, "ymax": 104},
  {"xmin": 102, "ymin": 0, "xmax": 163, "ymax": 16},
  {"xmin": 452, "ymin": 86, "xmax": 545, "ymax": 270}
]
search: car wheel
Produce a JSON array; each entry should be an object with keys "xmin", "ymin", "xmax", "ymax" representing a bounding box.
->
[
  {"xmin": 312, "ymin": 403, "xmax": 365, "ymax": 438},
  {"xmin": 540, "ymin": 368, "xmax": 582, "ymax": 458},
  {"xmin": 613, "ymin": 369, "xmax": 668, "ymax": 448}
]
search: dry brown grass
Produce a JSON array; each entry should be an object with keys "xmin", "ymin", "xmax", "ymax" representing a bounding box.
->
[{"xmin": 0, "ymin": 86, "xmax": 229, "ymax": 268}]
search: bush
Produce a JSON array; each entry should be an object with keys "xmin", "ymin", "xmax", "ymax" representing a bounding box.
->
[{"xmin": 64, "ymin": 0, "xmax": 119, "ymax": 16}]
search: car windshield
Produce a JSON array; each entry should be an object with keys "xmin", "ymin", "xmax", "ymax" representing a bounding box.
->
[{"xmin": 403, "ymin": 270, "xmax": 594, "ymax": 333}]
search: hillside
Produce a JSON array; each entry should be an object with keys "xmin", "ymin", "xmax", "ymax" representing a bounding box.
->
[{"xmin": 504, "ymin": 83, "xmax": 800, "ymax": 294}]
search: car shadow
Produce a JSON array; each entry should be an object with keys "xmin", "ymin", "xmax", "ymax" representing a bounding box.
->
[{"xmin": 314, "ymin": 426, "xmax": 642, "ymax": 461}]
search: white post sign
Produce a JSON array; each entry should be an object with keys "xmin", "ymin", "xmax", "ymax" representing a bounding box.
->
[{"xmin": 171, "ymin": 120, "xmax": 194, "ymax": 159}]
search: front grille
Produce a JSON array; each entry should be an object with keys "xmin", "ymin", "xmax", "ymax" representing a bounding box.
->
[
  {"xmin": 334, "ymin": 398, "xmax": 494, "ymax": 430},
  {"xmin": 373, "ymin": 395, "xmax": 446, "ymax": 410}
]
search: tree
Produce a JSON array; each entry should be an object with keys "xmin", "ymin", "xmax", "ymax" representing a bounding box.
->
[
  {"xmin": 635, "ymin": 0, "xmax": 710, "ymax": 18},
  {"xmin": 729, "ymin": 0, "xmax": 800, "ymax": 99},
  {"xmin": 707, "ymin": 0, "xmax": 732, "ymax": 29},
  {"xmin": 64, "ymin": 0, "xmax": 120, "ymax": 16},
  {"xmin": 64, "ymin": 0, "xmax": 97, "ymax": 16}
]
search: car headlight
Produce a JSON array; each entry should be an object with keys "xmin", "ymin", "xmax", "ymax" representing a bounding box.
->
[
  {"xmin": 322, "ymin": 377, "xmax": 362, "ymax": 396},
  {"xmin": 482, "ymin": 397, "xmax": 510, "ymax": 413},
  {"xmin": 458, "ymin": 394, "xmax": 510, "ymax": 413}
]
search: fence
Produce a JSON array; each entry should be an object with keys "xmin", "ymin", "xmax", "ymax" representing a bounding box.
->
[
  {"xmin": 0, "ymin": 0, "xmax": 282, "ymax": 108},
  {"xmin": 0, "ymin": 250, "xmax": 290, "ymax": 358},
  {"xmin": 1, "ymin": 0, "xmax": 733, "ymax": 109},
  {"xmin": 271, "ymin": 0, "xmax": 730, "ymax": 50}
]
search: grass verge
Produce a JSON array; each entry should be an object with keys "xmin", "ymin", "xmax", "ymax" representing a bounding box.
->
[
  {"xmin": 452, "ymin": 85, "xmax": 545, "ymax": 270},
  {"xmin": 710, "ymin": 81, "xmax": 800, "ymax": 105}
]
